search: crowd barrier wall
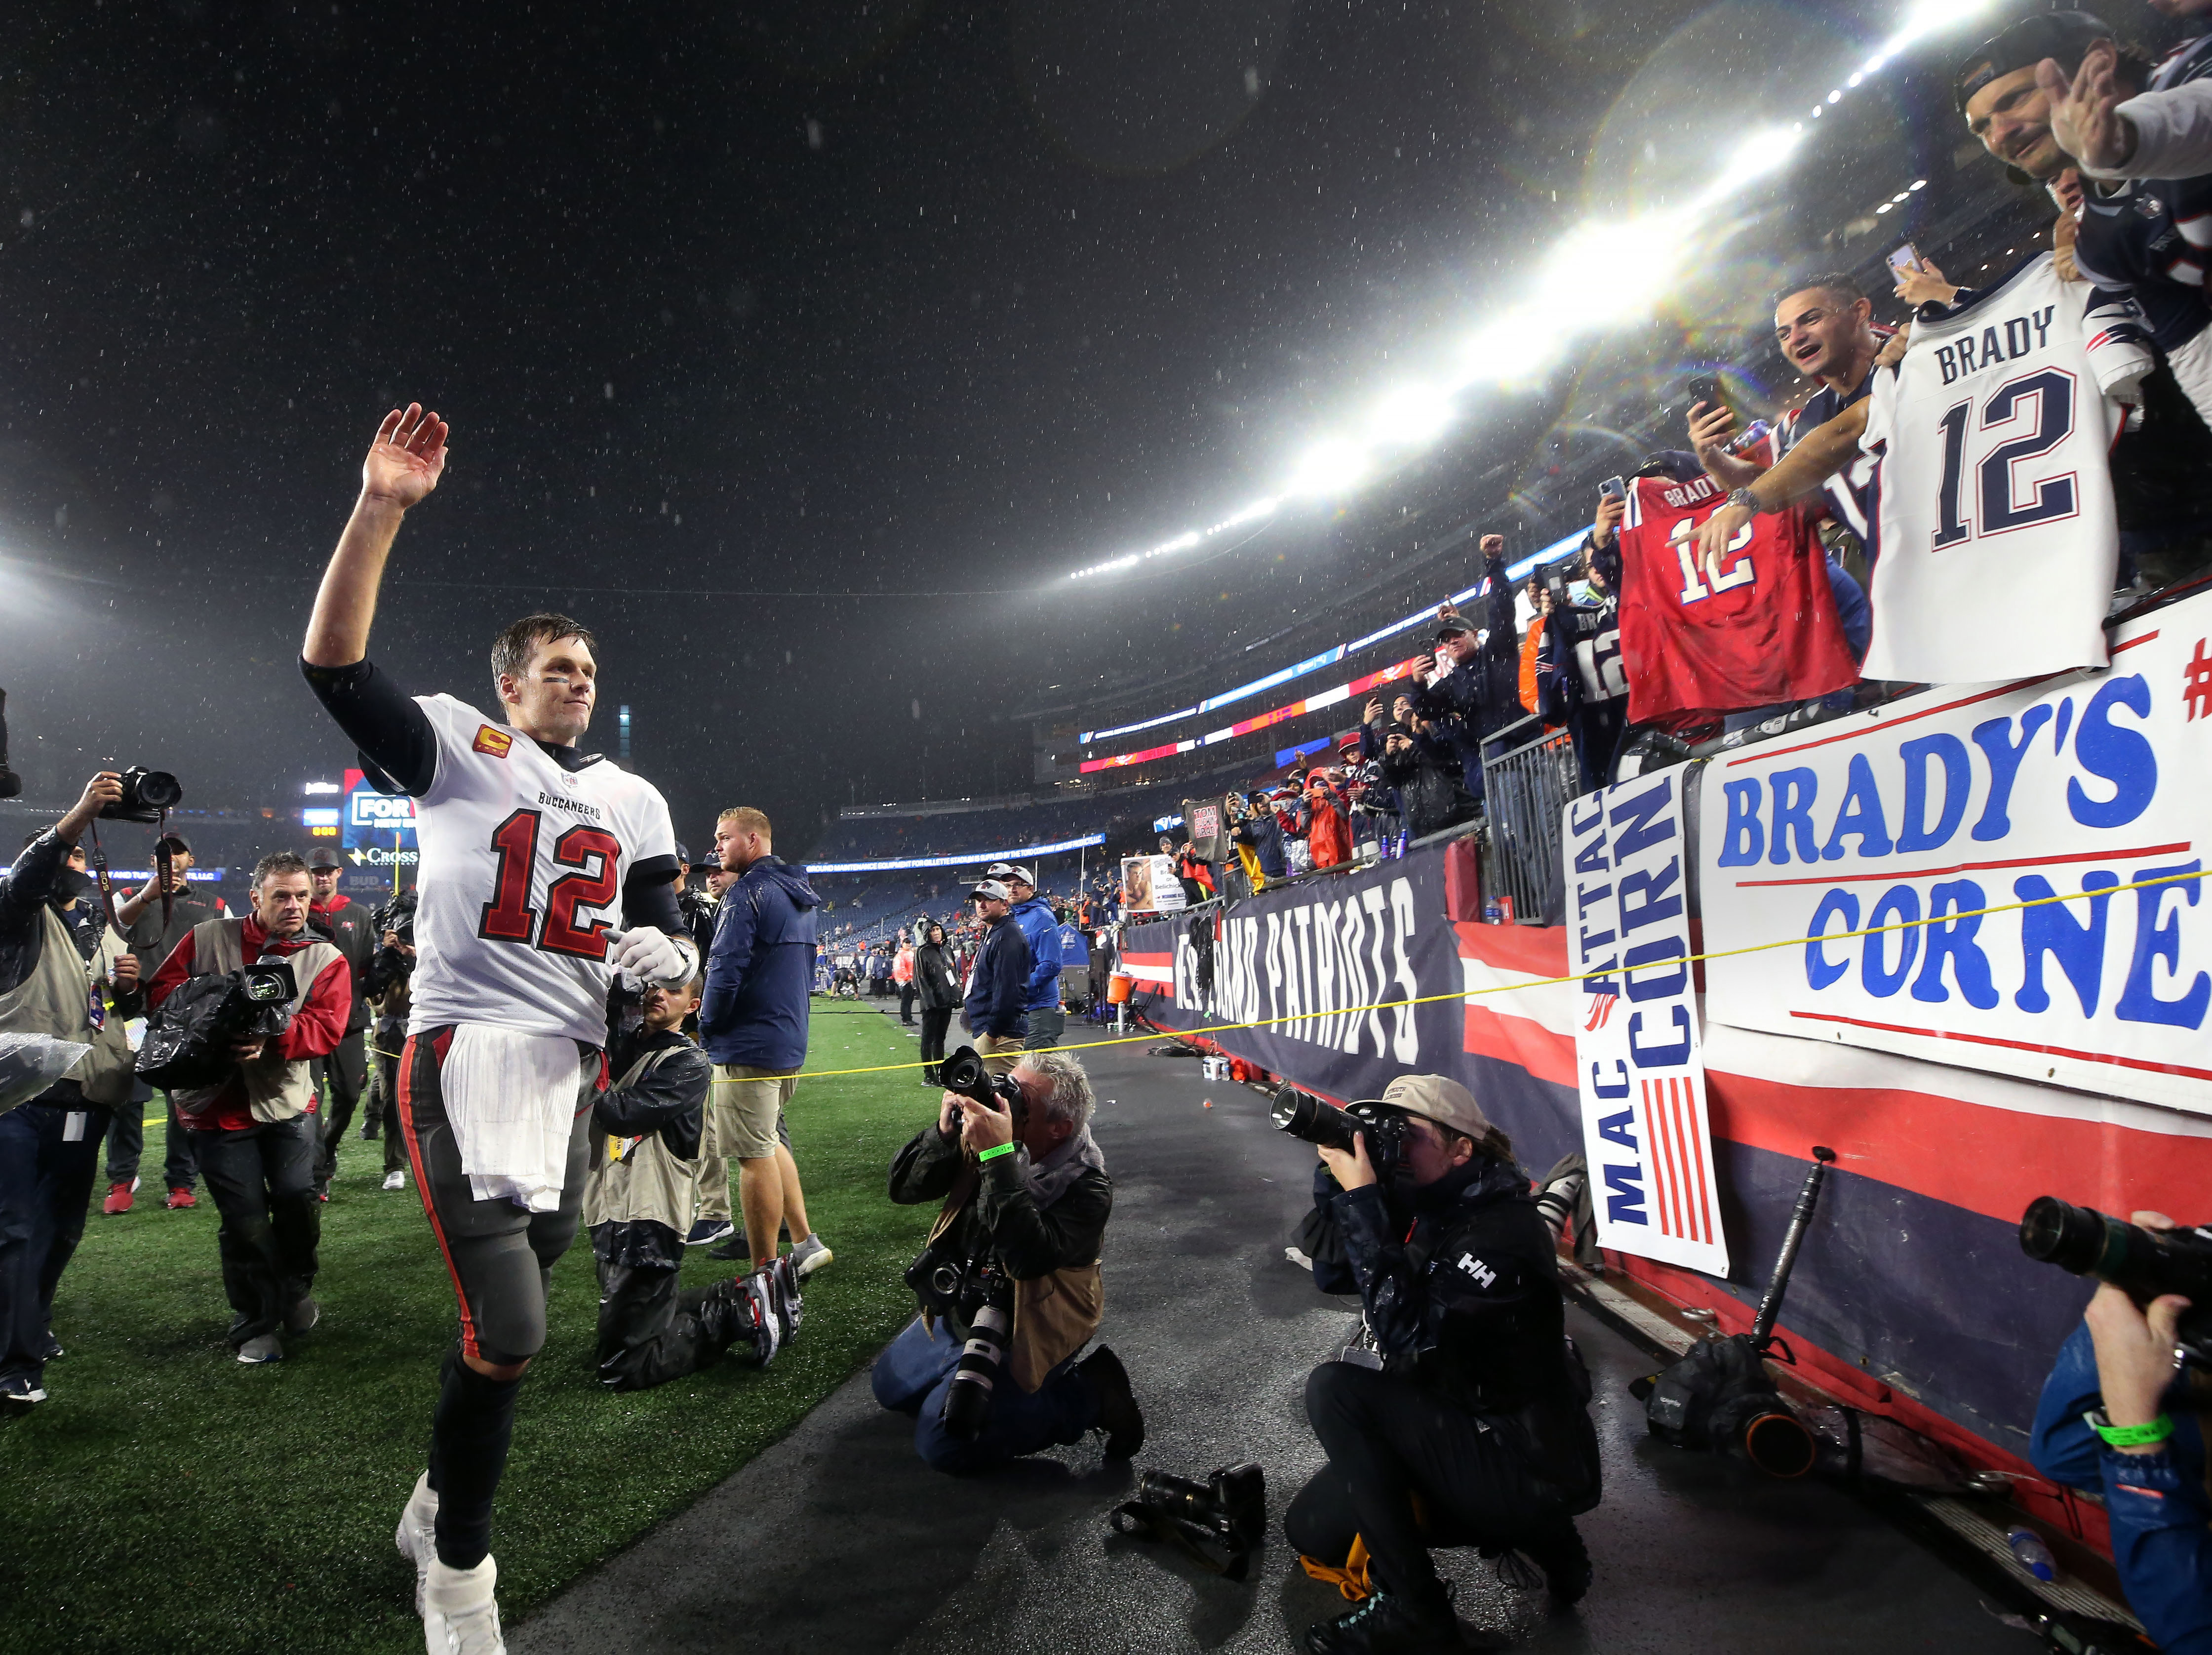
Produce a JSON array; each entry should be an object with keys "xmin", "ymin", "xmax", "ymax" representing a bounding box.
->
[{"xmin": 1116, "ymin": 611, "xmax": 2212, "ymax": 1541}]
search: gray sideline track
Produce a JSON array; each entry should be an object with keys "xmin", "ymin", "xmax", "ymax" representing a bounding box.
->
[{"xmin": 512, "ymin": 1010, "xmax": 2026, "ymax": 1655}]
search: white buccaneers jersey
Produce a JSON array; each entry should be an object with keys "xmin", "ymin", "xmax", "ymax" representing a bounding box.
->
[
  {"xmin": 1860, "ymin": 254, "xmax": 2152, "ymax": 683},
  {"xmin": 407, "ymin": 694, "xmax": 677, "ymax": 1044}
]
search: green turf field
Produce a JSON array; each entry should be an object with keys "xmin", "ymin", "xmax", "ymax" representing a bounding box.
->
[{"xmin": 0, "ymin": 1006, "xmax": 938, "ymax": 1655}]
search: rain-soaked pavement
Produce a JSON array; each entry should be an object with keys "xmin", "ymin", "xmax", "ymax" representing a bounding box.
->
[{"xmin": 512, "ymin": 1019, "xmax": 2028, "ymax": 1655}]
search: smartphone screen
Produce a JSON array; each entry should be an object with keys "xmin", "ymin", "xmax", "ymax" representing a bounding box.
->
[{"xmin": 1886, "ymin": 242, "xmax": 1924, "ymax": 276}]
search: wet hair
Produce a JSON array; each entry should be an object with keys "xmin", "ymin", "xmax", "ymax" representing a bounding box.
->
[
  {"xmin": 1772, "ymin": 272, "xmax": 1861, "ymax": 313},
  {"xmin": 490, "ymin": 614, "xmax": 596, "ymax": 705},
  {"xmin": 1017, "ymin": 1049, "xmax": 1096, "ymax": 1131},
  {"xmin": 717, "ymin": 806, "xmax": 773, "ymax": 841},
  {"xmin": 252, "ymin": 850, "xmax": 310, "ymax": 889}
]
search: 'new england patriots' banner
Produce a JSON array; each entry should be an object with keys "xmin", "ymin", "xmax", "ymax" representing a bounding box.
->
[{"xmin": 1564, "ymin": 772, "xmax": 1728, "ymax": 1276}]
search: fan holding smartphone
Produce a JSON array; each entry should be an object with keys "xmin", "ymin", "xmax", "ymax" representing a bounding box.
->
[{"xmin": 1887, "ymin": 242, "xmax": 1960, "ymax": 310}]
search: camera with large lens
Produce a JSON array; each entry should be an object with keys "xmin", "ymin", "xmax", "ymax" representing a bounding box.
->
[
  {"xmin": 936, "ymin": 1265, "xmax": 1015, "ymax": 1442},
  {"xmin": 939, "ymin": 1044, "xmax": 1028, "ymax": 1130},
  {"xmin": 2020, "ymin": 1196, "xmax": 2212, "ymax": 1364},
  {"xmin": 1270, "ymin": 1084, "xmax": 1409, "ymax": 1180},
  {"xmin": 1110, "ymin": 1462, "xmax": 1268, "ymax": 1580},
  {"xmin": 371, "ymin": 888, "xmax": 418, "ymax": 944},
  {"xmin": 136, "ymin": 961, "xmax": 298, "ymax": 1090},
  {"xmin": 98, "ymin": 766, "xmax": 183, "ymax": 825}
]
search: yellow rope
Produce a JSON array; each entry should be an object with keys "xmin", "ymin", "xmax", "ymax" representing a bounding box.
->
[{"xmin": 786, "ymin": 865, "xmax": 2204, "ymax": 1079}]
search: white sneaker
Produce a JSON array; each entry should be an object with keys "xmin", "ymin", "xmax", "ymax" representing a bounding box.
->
[
  {"xmin": 383, "ymin": 1170, "xmax": 408, "ymax": 1191},
  {"xmin": 423, "ymin": 1554, "xmax": 504, "ymax": 1655},
  {"xmin": 395, "ymin": 1471, "xmax": 438, "ymax": 1615}
]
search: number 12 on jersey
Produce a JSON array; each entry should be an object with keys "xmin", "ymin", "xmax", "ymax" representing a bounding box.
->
[
  {"xmin": 477, "ymin": 808, "xmax": 621, "ymax": 960},
  {"xmin": 1932, "ymin": 368, "xmax": 2078, "ymax": 550}
]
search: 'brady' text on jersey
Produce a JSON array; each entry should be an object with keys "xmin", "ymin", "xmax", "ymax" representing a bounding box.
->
[{"xmin": 1932, "ymin": 305, "xmax": 2054, "ymax": 384}]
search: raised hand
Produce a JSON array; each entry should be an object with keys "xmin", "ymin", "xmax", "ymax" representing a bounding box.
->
[
  {"xmin": 361, "ymin": 404, "xmax": 450, "ymax": 511},
  {"xmin": 2040, "ymin": 41, "xmax": 2134, "ymax": 174},
  {"xmin": 1892, "ymin": 258, "xmax": 1958, "ymax": 311},
  {"xmin": 1591, "ymin": 491, "xmax": 1626, "ymax": 547}
]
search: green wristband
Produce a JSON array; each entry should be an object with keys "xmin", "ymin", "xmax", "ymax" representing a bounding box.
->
[
  {"xmin": 977, "ymin": 1142, "xmax": 1018, "ymax": 1163},
  {"xmin": 2090, "ymin": 1410, "xmax": 2174, "ymax": 1449}
]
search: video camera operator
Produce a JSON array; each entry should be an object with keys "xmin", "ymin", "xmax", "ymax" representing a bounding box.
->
[
  {"xmin": 0, "ymin": 773, "xmax": 145, "ymax": 1407},
  {"xmin": 871, "ymin": 1046, "xmax": 1143, "ymax": 1475},
  {"xmin": 146, "ymin": 851, "xmax": 352, "ymax": 1364},
  {"xmin": 2029, "ymin": 1207, "xmax": 2211, "ymax": 1653},
  {"xmin": 1287, "ymin": 1075, "xmax": 1600, "ymax": 1654}
]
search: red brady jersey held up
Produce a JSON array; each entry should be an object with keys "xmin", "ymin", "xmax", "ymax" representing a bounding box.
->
[{"xmin": 1617, "ymin": 472, "xmax": 1859, "ymax": 727}]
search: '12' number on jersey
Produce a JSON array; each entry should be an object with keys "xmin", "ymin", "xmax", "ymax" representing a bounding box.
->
[
  {"xmin": 477, "ymin": 808, "xmax": 622, "ymax": 961},
  {"xmin": 1932, "ymin": 367, "xmax": 2079, "ymax": 550},
  {"xmin": 1672, "ymin": 519, "xmax": 1755, "ymax": 605}
]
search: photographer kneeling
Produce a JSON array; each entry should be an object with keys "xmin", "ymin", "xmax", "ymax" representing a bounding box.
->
[
  {"xmin": 873, "ymin": 1046, "xmax": 1144, "ymax": 1474},
  {"xmin": 1289, "ymin": 1075, "xmax": 1600, "ymax": 1655}
]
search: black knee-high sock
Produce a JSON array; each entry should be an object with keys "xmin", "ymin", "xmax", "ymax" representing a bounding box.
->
[{"xmin": 428, "ymin": 1347, "xmax": 524, "ymax": 1570}]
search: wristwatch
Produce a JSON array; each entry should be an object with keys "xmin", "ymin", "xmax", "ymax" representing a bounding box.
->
[{"xmin": 1726, "ymin": 486, "xmax": 1762, "ymax": 515}]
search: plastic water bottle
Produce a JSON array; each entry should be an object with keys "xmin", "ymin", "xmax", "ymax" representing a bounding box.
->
[
  {"xmin": 2006, "ymin": 1527, "xmax": 2057, "ymax": 1582},
  {"xmin": 1483, "ymin": 895, "xmax": 1502, "ymax": 925}
]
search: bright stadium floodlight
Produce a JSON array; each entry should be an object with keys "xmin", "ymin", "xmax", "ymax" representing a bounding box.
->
[
  {"xmin": 1052, "ymin": 0, "xmax": 1991, "ymax": 586},
  {"xmin": 1287, "ymin": 436, "xmax": 1371, "ymax": 500},
  {"xmin": 1365, "ymin": 381, "xmax": 1457, "ymax": 448}
]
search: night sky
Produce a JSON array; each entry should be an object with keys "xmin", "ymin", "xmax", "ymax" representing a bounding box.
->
[{"xmin": 3, "ymin": 0, "xmax": 1924, "ymax": 850}]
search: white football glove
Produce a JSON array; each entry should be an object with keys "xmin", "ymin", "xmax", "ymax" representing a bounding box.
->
[{"xmin": 607, "ymin": 926, "xmax": 697, "ymax": 989}]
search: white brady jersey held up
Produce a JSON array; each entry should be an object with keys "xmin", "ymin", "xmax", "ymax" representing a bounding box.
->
[
  {"xmin": 1860, "ymin": 254, "xmax": 2152, "ymax": 684},
  {"xmin": 406, "ymin": 693, "xmax": 677, "ymax": 1045}
]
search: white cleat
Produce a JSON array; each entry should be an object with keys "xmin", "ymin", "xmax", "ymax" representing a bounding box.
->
[
  {"xmin": 395, "ymin": 1471, "xmax": 439, "ymax": 1615},
  {"xmin": 423, "ymin": 1554, "xmax": 504, "ymax": 1655}
]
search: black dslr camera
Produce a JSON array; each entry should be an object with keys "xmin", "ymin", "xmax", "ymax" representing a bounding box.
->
[
  {"xmin": 1111, "ymin": 1463, "xmax": 1268, "ymax": 1580},
  {"xmin": 97, "ymin": 766, "xmax": 183, "ymax": 824},
  {"xmin": 137, "ymin": 961, "xmax": 298, "ymax": 1090},
  {"xmin": 1270, "ymin": 1084, "xmax": 1410, "ymax": 1181},
  {"xmin": 2021, "ymin": 1196, "xmax": 2212, "ymax": 1366},
  {"xmin": 938, "ymin": 1044, "xmax": 1028, "ymax": 1130}
]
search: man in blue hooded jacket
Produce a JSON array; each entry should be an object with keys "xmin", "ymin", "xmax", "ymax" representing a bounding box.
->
[
  {"xmin": 702, "ymin": 807, "xmax": 831, "ymax": 1280},
  {"xmin": 990, "ymin": 862, "xmax": 1063, "ymax": 1050}
]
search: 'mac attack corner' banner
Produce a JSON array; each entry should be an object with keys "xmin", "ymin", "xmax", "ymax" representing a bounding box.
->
[
  {"xmin": 1701, "ymin": 590, "xmax": 2212, "ymax": 1116},
  {"xmin": 1564, "ymin": 772, "xmax": 1729, "ymax": 1276}
]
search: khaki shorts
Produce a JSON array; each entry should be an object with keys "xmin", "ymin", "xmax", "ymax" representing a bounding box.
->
[
  {"xmin": 710, "ymin": 1065, "xmax": 797, "ymax": 1161},
  {"xmin": 975, "ymin": 1033, "xmax": 1025, "ymax": 1077}
]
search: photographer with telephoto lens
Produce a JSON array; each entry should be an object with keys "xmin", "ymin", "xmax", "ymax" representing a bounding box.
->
[
  {"xmin": 0, "ymin": 773, "xmax": 145, "ymax": 1407},
  {"xmin": 145, "ymin": 851, "xmax": 353, "ymax": 1364},
  {"xmin": 2023, "ymin": 1198, "xmax": 2212, "ymax": 1652},
  {"xmin": 871, "ymin": 1045, "xmax": 1143, "ymax": 1474},
  {"xmin": 1283, "ymin": 1074, "xmax": 1601, "ymax": 1655}
]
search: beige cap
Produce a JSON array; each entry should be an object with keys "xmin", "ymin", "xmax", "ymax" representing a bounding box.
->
[{"xmin": 1380, "ymin": 1073, "xmax": 1492, "ymax": 1138}]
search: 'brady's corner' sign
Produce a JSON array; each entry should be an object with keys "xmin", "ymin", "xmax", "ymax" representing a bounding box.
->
[
  {"xmin": 1700, "ymin": 590, "xmax": 2212, "ymax": 1116},
  {"xmin": 1566, "ymin": 772, "xmax": 1729, "ymax": 1276}
]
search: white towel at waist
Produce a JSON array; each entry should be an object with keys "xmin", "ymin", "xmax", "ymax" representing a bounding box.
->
[{"xmin": 441, "ymin": 1024, "xmax": 590, "ymax": 1212}]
